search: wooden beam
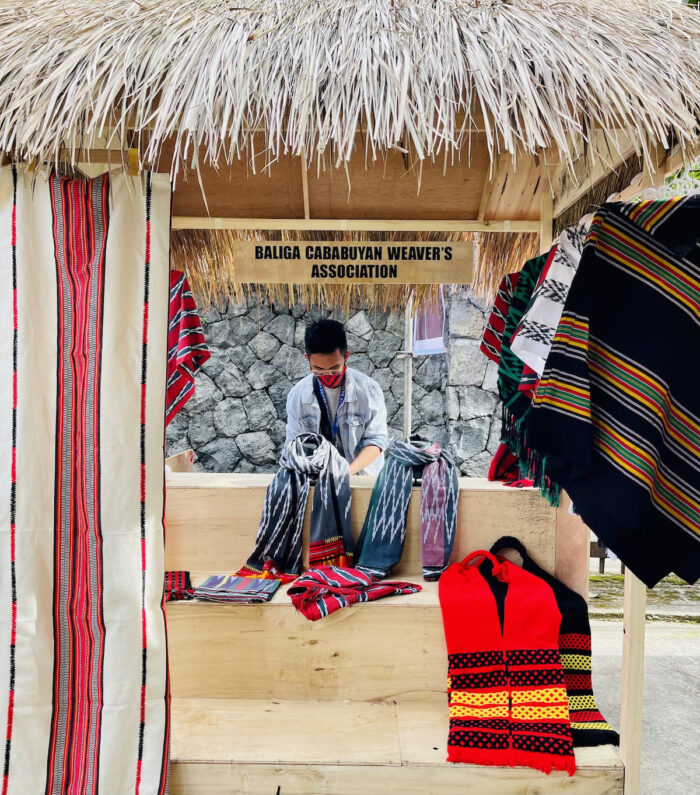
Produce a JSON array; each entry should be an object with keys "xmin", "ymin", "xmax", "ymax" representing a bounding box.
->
[
  {"xmin": 171, "ymin": 217, "xmax": 540, "ymax": 233},
  {"xmin": 619, "ymin": 572, "xmax": 647, "ymax": 795},
  {"xmin": 300, "ymin": 156, "xmax": 311, "ymax": 220}
]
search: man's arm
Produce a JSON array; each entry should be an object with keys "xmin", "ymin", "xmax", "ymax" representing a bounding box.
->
[
  {"xmin": 348, "ymin": 380, "xmax": 388, "ymax": 475},
  {"xmin": 284, "ymin": 388, "xmax": 306, "ymax": 446},
  {"xmin": 348, "ymin": 445, "xmax": 382, "ymax": 475}
]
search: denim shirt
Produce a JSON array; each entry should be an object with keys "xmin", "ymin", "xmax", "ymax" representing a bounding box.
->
[{"xmin": 285, "ymin": 367, "xmax": 388, "ymax": 475}]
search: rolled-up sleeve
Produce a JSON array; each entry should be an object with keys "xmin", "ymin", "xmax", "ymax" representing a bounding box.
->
[
  {"xmin": 284, "ymin": 389, "xmax": 306, "ymax": 446},
  {"xmin": 360, "ymin": 381, "xmax": 389, "ymax": 451}
]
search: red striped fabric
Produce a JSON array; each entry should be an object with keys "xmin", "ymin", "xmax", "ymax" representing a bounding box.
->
[{"xmin": 166, "ymin": 270, "xmax": 210, "ymax": 424}]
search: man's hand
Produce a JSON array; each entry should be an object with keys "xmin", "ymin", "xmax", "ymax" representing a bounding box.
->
[{"xmin": 348, "ymin": 445, "xmax": 382, "ymax": 475}]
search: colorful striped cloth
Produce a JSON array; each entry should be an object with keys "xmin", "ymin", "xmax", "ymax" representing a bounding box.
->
[
  {"xmin": 0, "ymin": 166, "xmax": 170, "ymax": 794},
  {"xmin": 194, "ymin": 575, "xmax": 281, "ymax": 604},
  {"xmin": 480, "ymin": 273, "xmax": 520, "ymax": 363},
  {"xmin": 164, "ymin": 570, "xmax": 195, "ymax": 602},
  {"xmin": 490, "ymin": 537, "xmax": 618, "ymax": 747},
  {"xmin": 288, "ymin": 566, "xmax": 421, "ymax": 620},
  {"xmin": 527, "ymin": 196, "xmax": 700, "ymax": 586},
  {"xmin": 166, "ymin": 269, "xmax": 210, "ymax": 424}
]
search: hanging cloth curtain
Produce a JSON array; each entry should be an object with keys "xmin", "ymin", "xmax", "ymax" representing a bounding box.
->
[{"xmin": 0, "ymin": 165, "xmax": 171, "ymax": 794}]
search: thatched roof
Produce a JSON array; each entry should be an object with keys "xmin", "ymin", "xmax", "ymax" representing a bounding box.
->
[{"xmin": 1, "ymin": 0, "xmax": 699, "ymax": 175}]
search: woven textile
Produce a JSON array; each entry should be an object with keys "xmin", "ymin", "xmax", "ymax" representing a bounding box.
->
[
  {"xmin": 288, "ymin": 565, "xmax": 420, "ymax": 620},
  {"xmin": 194, "ymin": 575, "xmax": 281, "ymax": 604},
  {"xmin": 238, "ymin": 433, "xmax": 353, "ymax": 582},
  {"xmin": 480, "ymin": 273, "xmax": 520, "ymax": 364},
  {"xmin": 166, "ymin": 270, "xmax": 210, "ymax": 424},
  {"xmin": 527, "ymin": 197, "xmax": 700, "ymax": 586},
  {"xmin": 439, "ymin": 551, "xmax": 575, "ymax": 776},
  {"xmin": 164, "ymin": 570, "xmax": 194, "ymax": 602},
  {"xmin": 0, "ymin": 166, "xmax": 170, "ymax": 794},
  {"xmin": 511, "ymin": 222, "xmax": 588, "ymax": 378},
  {"xmin": 355, "ymin": 436, "xmax": 459, "ymax": 580},
  {"xmin": 490, "ymin": 537, "xmax": 618, "ymax": 747}
]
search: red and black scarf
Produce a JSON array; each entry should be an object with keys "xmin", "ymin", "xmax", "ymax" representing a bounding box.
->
[{"xmin": 439, "ymin": 551, "xmax": 576, "ymax": 776}]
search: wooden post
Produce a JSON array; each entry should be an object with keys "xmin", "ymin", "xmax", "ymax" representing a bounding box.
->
[
  {"xmin": 402, "ymin": 293, "xmax": 414, "ymax": 440},
  {"xmin": 620, "ymin": 571, "xmax": 647, "ymax": 795},
  {"xmin": 540, "ymin": 184, "xmax": 554, "ymax": 255}
]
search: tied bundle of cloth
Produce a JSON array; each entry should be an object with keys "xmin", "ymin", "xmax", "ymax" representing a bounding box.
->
[{"xmin": 238, "ymin": 433, "xmax": 459, "ymax": 620}]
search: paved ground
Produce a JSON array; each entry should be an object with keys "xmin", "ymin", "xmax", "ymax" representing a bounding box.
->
[{"xmin": 591, "ymin": 617, "xmax": 700, "ymax": 794}]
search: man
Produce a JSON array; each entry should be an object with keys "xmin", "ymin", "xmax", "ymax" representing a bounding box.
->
[{"xmin": 285, "ymin": 319, "xmax": 388, "ymax": 475}]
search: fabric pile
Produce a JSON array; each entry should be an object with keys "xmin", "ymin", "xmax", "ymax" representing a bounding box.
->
[
  {"xmin": 164, "ymin": 570, "xmax": 195, "ymax": 602},
  {"xmin": 481, "ymin": 196, "xmax": 700, "ymax": 587},
  {"xmin": 194, "ymin": 575, "xmax": 281, "ymax": 604}
]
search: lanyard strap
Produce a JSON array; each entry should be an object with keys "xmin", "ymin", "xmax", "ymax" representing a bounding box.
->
[{"xmin": 316, "ymin": 377, "xmax": 346, "ymax": 442}]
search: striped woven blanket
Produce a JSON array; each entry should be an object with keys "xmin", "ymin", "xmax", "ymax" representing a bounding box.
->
[{"xmin": 527, "ymin": 196, "xmax": 700, "ymax": 586}]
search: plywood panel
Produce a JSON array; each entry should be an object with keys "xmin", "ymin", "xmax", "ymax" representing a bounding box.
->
[
  {"xmin": 308, "ymin": 143, "xmax": 489, "ymax": 221},
  {"xmin": 167, "ymin": 585, "xmax": 447, "ymax": 700},
  {"xmin": 482, "ymin": 151, "xmax": 543, "ymax": 222},
  {"xmin": 164, "ymin": 474, "xmax": 559, "ymax": 579},
  {"xmin": 170, "ymin": 697, "xmax": 623, "ymax": 795}
]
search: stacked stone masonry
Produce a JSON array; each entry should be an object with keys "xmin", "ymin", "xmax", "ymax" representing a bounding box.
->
[{"xmin": 166, "ymin": 291, "xmax": 501, "ymax": 476}]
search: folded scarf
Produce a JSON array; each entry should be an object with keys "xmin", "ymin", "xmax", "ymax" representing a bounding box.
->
[
  {"xmin": 440, "ymin": 550, "xmax": 576, "ymax": 776},
  {"xmin": 288, "ymin": 565, "xmax": 421, "ymax": 620},
  {"xmin": 194, "ymin": 575, "xmax": 281, "ymax": 604},
  {"xmin": 355, "ymin": 435, "xmax": 459, "ymax": 580},
  {"xmin": 490, "ymin": 536, "xmax": 619, "ymax": 747},
  {"xmin": 237, "ymin": 433, "xmax": 353, "ymax": 582},
  {"xmin": 164, "ymin": 570, "xmax": 194, "ymax": 602}
]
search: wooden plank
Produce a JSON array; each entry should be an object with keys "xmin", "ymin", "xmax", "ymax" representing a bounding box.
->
[
  {"xmin": 170, "ymin": 697, "xmax": 624, "ymax": 795},
  {"xmin": 170, "ymin": 217, "xmax": 540, "ymax": 232},
  {"xmin": 164, "ymin": 474, "xmax": 559, "ymax": 578},
  {"xmin": 540, "ymin": 181, "xmax": 554, "ymax": 255},
  {"xmin": 167, "ymin": 581, "xmax": 446, "ymax": 700},
  {"xmin": 555, "ymin": 492, "xmax": 590, "ymax": 599},
  {"xmin": 620, "ymin": 572, "xmax": 647, "ymax": 795},
  {"xmin": 231, "ymin": 240, "xmax": 472, "ymax": 284},
  {"xmin": 171, "ymin": 698, "xmax": 402, "ymax": 766}
]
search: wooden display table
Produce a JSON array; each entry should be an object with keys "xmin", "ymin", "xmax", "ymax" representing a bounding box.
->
[{"xmin": 165, "ymin": 473, "xmax": 623, "ymax": 795}]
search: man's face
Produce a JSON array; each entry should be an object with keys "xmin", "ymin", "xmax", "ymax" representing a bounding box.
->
[{"xmin": 306, "ymin": 349, "xmax": 349, "ymax": 376}]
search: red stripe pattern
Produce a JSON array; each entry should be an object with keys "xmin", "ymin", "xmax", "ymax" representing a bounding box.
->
[
  {"xmin": 2, "ymin": 165, "xmax": 18, "ymax": 795},
  {"xmin": 46, "ymin": 172, "xmax": 109, "ymax": 795}
]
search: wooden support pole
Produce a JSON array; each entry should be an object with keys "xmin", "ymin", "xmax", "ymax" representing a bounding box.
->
[
  {"xmin": 539, "ymin": 184, "xmax": 554, "ymax": 255},
  {"xmin": 300, "ymin": 155, "xmax": 311, "ymax": 221},
  {"xmin": 620, "ymin": 571, "xmax": 647, "ymax": 795},
  {"xmin": 402, "ymin": 293, "xmax": 414, "ymax": 440}
]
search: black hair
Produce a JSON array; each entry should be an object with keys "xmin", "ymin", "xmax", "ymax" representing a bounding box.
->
[{"xmin": 304, "ymin": 319, "xmax": 347, "ymax": 355}]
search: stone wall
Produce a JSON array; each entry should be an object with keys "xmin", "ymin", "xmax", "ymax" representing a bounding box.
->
[{"xmin": 166, "ymin": 291, "xmax": 501, "ymax": 475}]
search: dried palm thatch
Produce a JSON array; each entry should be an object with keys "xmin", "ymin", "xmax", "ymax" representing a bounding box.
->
[
  {"xmin": 172, "ymin": 225, "xmax": 541, "ymax": 310},
  {"xmin": 0, "ymin": 1, "xmax": 699, "ymax": 178}
]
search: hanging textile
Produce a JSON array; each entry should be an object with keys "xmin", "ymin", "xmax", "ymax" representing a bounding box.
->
[
  {"xmin": 165, "ymin": 570, "xmax": 195, "ymax": 602},
  {"xmin": 355, "ymin": 436, "xmax": 459, "ymax": 581},
  {"xmin": 490, "ymin": 537, "xmax": 619, "ymax": 747},
  {"xmin": 480, "ymin": 273, "xmax": 520, "ymax": 364},
  {"xmin": 194, "ymin": 575, "xmax": 281, "ymax": 604},
  {"xmin": 511, "ymin": 222, "xmax": 589, "ymax": 378},
  {"xmin": 439, "ymin": 551, "xmax": 576, "ymax": 775},
  {"xmin": 527, "ymin": 197, "xmax": 700, "ymax": 586},
  {"xmin": 288, "ymin": 566, "xmax": 420, "ymax": 620},
  {"xmin": 237, "ymin": 433, "xmax": 354, "ymax": 582},
  {"xmin": 0, "ymin": 166, "xmax": 170, "ymax": 794},
  {"xmin": 497, "ymin": 250, "xmax": 560, "ymax": 504},
  {"xmin": 166, "ymin": 269, "xmax": 210, "ymax": 425},
  {"xmin": 413, "ymin": 287, "xmax": 446, "ymax": 355}
]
